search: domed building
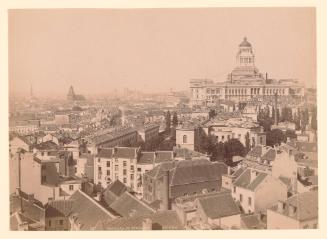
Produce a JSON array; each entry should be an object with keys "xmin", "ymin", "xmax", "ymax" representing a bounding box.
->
[{"xmin": 190, "ymin": 37, "xmax": 304, "ymax": 106}]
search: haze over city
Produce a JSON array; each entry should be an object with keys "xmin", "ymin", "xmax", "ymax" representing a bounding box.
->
[{"xmin": 9, "ymin": 8, "xmax": 315, "ymax": 97}]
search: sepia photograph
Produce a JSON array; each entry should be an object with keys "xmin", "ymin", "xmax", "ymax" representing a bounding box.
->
[{"xmin": 6, "ymin": 5, "xmax": 319, "ymax": 231}]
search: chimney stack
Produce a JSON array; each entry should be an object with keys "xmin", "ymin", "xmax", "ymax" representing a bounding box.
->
[
  {"xmin": 288, "ymin": 204, "xmax": 297, "ymax": 217},
  {"xmin": 277, "ymin": 201, "xmax": 285, "ymax": 213},
  {"xmin": 142, "ymin": 218, "xmax": 153, "ymax": 230},
  {"xmin": 227, "ymin": 166, "xmax": 231, "ymax": 175},
  {"xmin": 162, "ymin": 170, "xmax": 170, "ymax": 210}
]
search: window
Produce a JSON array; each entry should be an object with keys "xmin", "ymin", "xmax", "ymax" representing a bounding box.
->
[
  {"xmin": 41, "ymin": 175, "xmax": 46, "ymax": 183},
  {"xmin": 260, "ymin": 137, "xmax": 263, "ymax": 145},
  {"xmin": 48, "ymin": 220, "xmax": 51, "ymax": 227},
  {"xmin": 106, "ymin": 161, "xmax": 110, "ymax": 167},
  {"xmin": 183, "ymin": 135, "xmax": 187, "ymax": 143},
  {"xmin": 98, "ymin": 158, "xmax": 100, "ymax": 163},
  {"xmin": 123, "ymin": 161, "xmax": 127, "ymax": 167},
  {"xmin": 137, "ymin": 168, "xmax": 141, "ymax": 172},
  {"xmin": 69, "ymin": 185, "xmax": 74, "ymax": 191},
  {"xmin": 41, "ymin": 164, "xmax": 46, "ymax": 170},
  {"xmin": 59, "ymin": 220, "xmax": 63, "ymax": 226},
  {"xmin": 115, "ymin": 174, "xmax": 118, "ymax": 180},
  {"xmin": 98, "ymin": 166, "xmax": 102, "ymax": 172},
  {"xmin": 115, "ymin": 165, "xmax": 118, "ymax": 171},
  {"xmin": 123, "ymin": 178, "xmax": 127, "ymax": 183},
  {"xmin": 123, "ymin": 169, "xmax": 127, "ymax": 175},
  {"xmin": 240, "ymin": 194, "xmax": 243, "ymax": 202},
  {"xmin": 106, "ymin": 170, "xmax": 110, "ymax": 176},
  {"xmin": 131, "ymin": 165, "xmax": 134, "ymax": 171},
  {"xmin": 248, "ymin": 197, "xmax": 252, "ymax": 206},
  {"xmin": 233, "ymin": 186, "xmax": 236, "ymax": 193},
  {"xmin": 74, "ymin": 167, "xmax": 77, "ymax": 173},
  {"xmin": 131, "ymin": 174, "xmax": 134, "ymax": 180}
]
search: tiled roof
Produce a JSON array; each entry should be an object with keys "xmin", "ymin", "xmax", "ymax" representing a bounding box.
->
[
  {"xmin": 115, "ymin": 147, "xmax": 139, "ymax": 159},
  {"xmin": 10, "ymin": 195, "xmax": 45, "ymax": 223},
  {"xmin": 138, "ymin": 152, "xmax": 156, "ymax": 164},
  {"xmin": 96, "ymin": 148, "xmax": 114, "ymax": 158},
  {"xmin": 109, "ymin": 191, "xmax": 155, "ymax": 218},
  {"xmin": 69, "ymin": 190, "xmax": 116, "ymax": 230},
  {"xmin": 197, "ymin": 192, "xmax": 241, "ymax": 219},
  {"xmin": 241, "ymin": 214, "xmax": 264, "ymax": 229},
  {"xmin": 155, "ymin": 151, "xmax": 174, "ymax": 163},
  {"xmin": 270, "ymin": 191, "xmax": 318, "ymax": 221},
  {"xmin": 233, "ymin": 169, "xmax": 268, "ymax": 191},
  {"xmin": 170, "ymin": 160, "xmax": 227, "ymax": 186},
  {"xmin": 103, "ymin": 180, "xmax": 127, "ymax": 206},
  {"xmin": 46, "ymin": 200, "xmax": 73, "ymax": 218},
  {"xmin": 173, "ymin": 146, "xmax": 207, "ymax": 160},
  {"xmin": 97, "ymin": 211, "xmax": 184, "ymax": 230}
]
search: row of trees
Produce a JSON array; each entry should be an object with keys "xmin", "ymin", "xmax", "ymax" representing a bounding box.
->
[
  {"xmin": 165, "ymin": 110, "xmax": 178, "ymax": 132},
  {"xmin": 257, "ymin": 106, "xmax": 313, "ymax": 132}
]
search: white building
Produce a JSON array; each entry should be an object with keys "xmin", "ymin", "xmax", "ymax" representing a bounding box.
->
[{"xmin": 190, "ymin": 37, "xmax": 304, "ymax": 106}]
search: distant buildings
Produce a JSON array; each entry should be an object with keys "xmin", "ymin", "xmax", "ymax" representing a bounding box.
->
[
  {"xmin": 190, "ymin": 37, "xmax": 304, "ymax": 107},
  {"xmin": 67, "ymin": 86, "xmax": 86, "ymax": 102}
]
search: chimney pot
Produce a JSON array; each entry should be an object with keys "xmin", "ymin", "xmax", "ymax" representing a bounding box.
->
[{"xmin": 277, "ymin": 201, "xmax": 285, "ymax": 213}]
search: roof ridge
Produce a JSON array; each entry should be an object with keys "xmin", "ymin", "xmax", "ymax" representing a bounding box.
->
[
  {"xmin": 76, "ymin": 189, "xmax": 117, "ymax": 218},
  {"xmin": 124, "ymin": 192, "xmax": 156, "ymax": 213}
]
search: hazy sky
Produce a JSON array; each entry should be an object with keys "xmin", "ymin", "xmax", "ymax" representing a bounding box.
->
[{"xmin": 9, "ymin": 8, "xmax": 316, "ymax": 97}]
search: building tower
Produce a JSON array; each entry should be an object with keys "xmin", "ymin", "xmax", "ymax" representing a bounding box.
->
[
  {"xmin": 228, "ymin": 37, "xmax": 263, "ymax": 82},
  {"xmin": 67, "ymin": 86, "xmax": 76, "ymax": 101}
]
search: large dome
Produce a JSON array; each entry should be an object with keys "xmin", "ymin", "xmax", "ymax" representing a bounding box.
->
[{"xmin": 239, "ymin": 37, "xmax": 252, "ymax": 47}]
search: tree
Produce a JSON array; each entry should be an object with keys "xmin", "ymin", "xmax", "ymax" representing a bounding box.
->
[
  {"xmin": 311, "ymin": 107, "xmax": 317, "ymax": 131},
  {"xmin": 209, "ymin": 109, "xmax": 216, "ymax": 119},
  {"xmin": 165, "ymin": 111, "xmax": 171, "ymax": 132},
  {"xmin": 301, "ymin": 108, "xmax": 309, "ymax": 131},
  {"xmin": 223, "ymin": 139, "xmax": 246, "ymax": 165},
  {"xmin": 285, "ymin": 130, "xmax": 297, "ymax": 141},
  {"xmin": 172, "ymin": 112, "xmax": 178, "ymax": 128},
  {"xmin": 266, "ymin": 129, "xmax": 286, "ymax": 147},
  {"xmin": 245, "ymin": 132, "xmax": 251, "ymax": 152}
]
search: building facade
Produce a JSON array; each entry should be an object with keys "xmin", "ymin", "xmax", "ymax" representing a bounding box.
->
[{"xmin": 190, "ymin": 37, "xmax": 304, "ymax": 106}]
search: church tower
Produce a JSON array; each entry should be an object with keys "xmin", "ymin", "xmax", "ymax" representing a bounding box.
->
[{"xmin": 67, "ymin": 85, "xmax": 76, "ymax": 101}]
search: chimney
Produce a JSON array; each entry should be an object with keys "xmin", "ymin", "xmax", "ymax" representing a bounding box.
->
[
  {"xmin": 277, "ymin": 201, "xmax": 285, "ymax": 213},
  {"xmin": 250, "ymin": 170, "xmax": 258, "ymax": 182},
  {"xmin": 142, "ymin": 218, "xmax": 153, "ymax": 230},
  {"xmin": 28, "ymin": 194, "xmax": 34, "ymax": 204},
  {"xmin": 94, "ymin": 192, "xmax": 102, "ymax": 202},
  {"xmin": 288, "ymin": 204, "xmax": 297, "ymax": 217},
  {"xmin": 227, "ymin": 166, "xmax": 231, "ymax": 175},
  {"xmin": 162, "ymin": 170, "xmax": 170, "ymax": 210}
]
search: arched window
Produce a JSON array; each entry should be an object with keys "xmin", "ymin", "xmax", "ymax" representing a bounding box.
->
[{"xmin": 183, "ymin": 135, "xmax": 187, "ymax": 143}]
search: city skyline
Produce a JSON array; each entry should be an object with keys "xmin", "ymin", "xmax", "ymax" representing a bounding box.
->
[{"xmin": 9, "ymin": 8, "xmax": 316, "ymax": 97}]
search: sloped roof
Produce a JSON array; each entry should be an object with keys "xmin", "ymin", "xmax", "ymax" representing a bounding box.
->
[
  {"xmin": 102, "ymin": 180, "xmax": 128, "ymax": 206},
  {"xmin": 13, "ymin": 135, "xmax": 33, "ymax": 146},
  {"xmin": 155, "ymin": 151, "xmax": 174, "ymax": 163},
  {"xmin": 96, "ymin": 148, "xmax": 114, "ymax": 158},
  {"xmin": 270, "ymin": 191, "xmax": 318, "ymax": 221},
  {"xmin": 97, "ymin": 211, "xmax": 183, "ymax": 230},
  {"xmin": 170, "ymin": 160, "xmax": 227, "ymax": 186},
  {"xmin": 115, "ymin": 147, "xmax": 139, "ymax": 159},
  {"xmin": 46, "ymin": 200, "xmax": 73, "ymax": 218},
  {"xmin": 241, "ymin": 214, "xmax": 264, "ymax": 229},
  {"xmin": 233, "ymin": 169, "xmax": 268, "ymax": 191},
  {"xmin": 138, "ymin": 152, "xmax": 156, "ymax": 164},
  {"xmin": 109, "ymin": 192, "xmax": 155, "ymax": 217},
  {"xmin": 69, "ymin": 190, "xmax": 116, "ymax": 230},
  {"xmin": 34, "ymin": 141, "xmax": 60, "ymax": 151},
  {"xmin": 197, "ymin": 192, "xmax": 241, "ymax": 219}
]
